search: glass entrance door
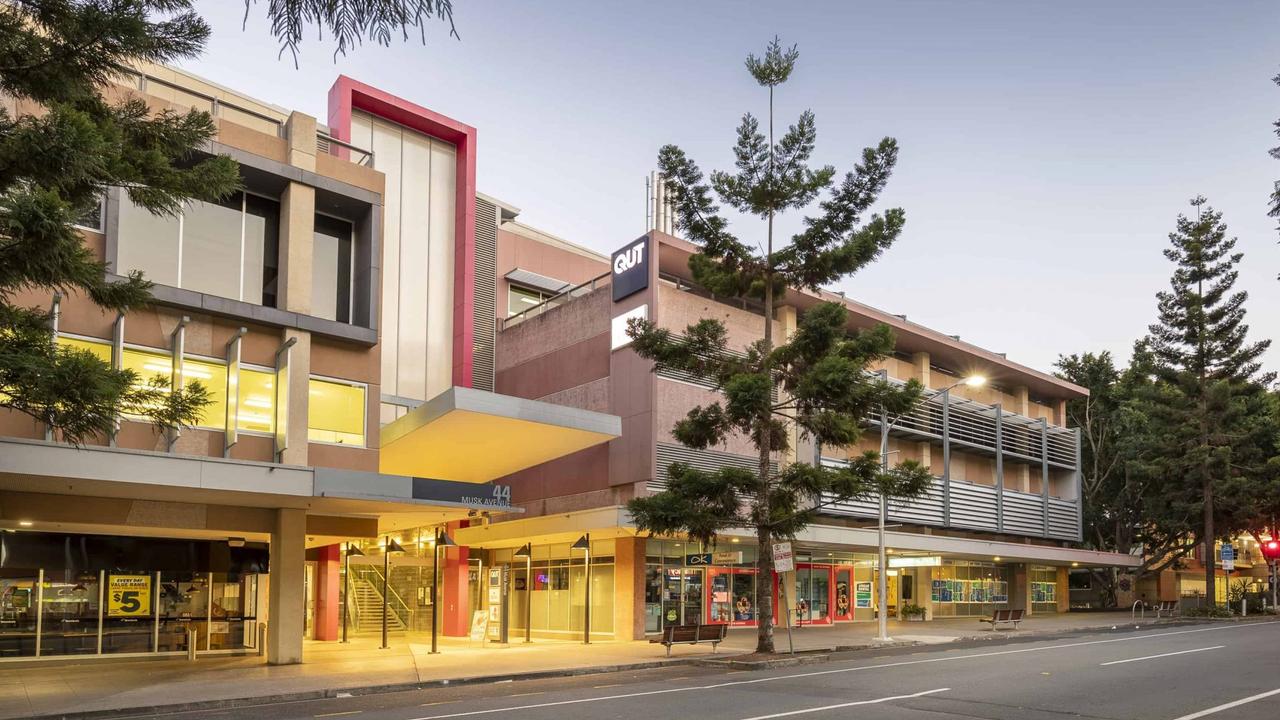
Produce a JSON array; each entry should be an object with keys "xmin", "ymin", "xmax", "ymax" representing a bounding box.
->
[
  {"xmin": 834, "ymin": 569, "xmax": 852, "ymax": 621},
  {"xmin": 795, "ymin": 565, "xmax": 832, "ymax": 625},
  {"xmin": 681, "ymin": 569, "xmax": 704, "ymax": 625},
  {"xmin": 660, "ymin": 569, "xmax": 705, "ymax": 628}
]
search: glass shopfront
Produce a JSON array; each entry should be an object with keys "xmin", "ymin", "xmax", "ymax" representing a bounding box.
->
[
  {"xmin": 0, "ymin": 533, "xmax": 266, "ymax": 660},
  {"xmin": 1030, "ymin": 566, "xmax": 1060, "ymax": 613},
  {"xmin": 930, "ymin": 560, "xmax": 1011, "ymax": 617}
]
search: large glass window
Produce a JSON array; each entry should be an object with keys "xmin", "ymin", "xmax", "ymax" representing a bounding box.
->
[
  {"xmin": 307, "ymin": 378, "xmax": 366, "ymax": 446},
  {"xmin": 115, "ymin": 192, "xmax": 280, "ymax": 306},
  {"xmin": 237, "ymin": 368, "xmax": 276, "ymax": 435},
  {"xmin": 40, "ymin": 570, "xmax": 100, "ymax": 656},
  {"xmin": 507, "ymin": 285, "xmax": 553, "ymax": 318},
  {"xmin": 0, "ymin": 571, "xmax": 39, "ymax": 658},
  {"xmin": 313, "ymin": 214, "xmax": 353, "ymax": 323}
]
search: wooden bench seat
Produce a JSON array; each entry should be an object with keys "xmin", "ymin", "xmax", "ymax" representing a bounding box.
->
[
  {"xmin": 979, "ymin": 608, "xmax": 1024, "ymax": 629},
  {"xmin": 649, "ymin": 623, "xmax": 728, "ymax": 657}
]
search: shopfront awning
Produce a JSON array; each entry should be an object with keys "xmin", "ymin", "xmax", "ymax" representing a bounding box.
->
[{"xmin": 378, "ymin": 386, "xmax": 621, "ymax": 483}]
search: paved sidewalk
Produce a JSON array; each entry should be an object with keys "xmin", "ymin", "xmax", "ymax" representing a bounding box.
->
[{"xmin": 0, "ymin": 611, "xmax": 1184, "ymax": 719}]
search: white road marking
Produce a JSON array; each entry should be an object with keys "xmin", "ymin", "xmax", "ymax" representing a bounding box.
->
[
  {"xmin": 1170, "ymin": 687, "xmax": 1280, "ymax": 720},
  {"xmin": 735, "ymin": 688, "xmax": 949, "ymax": 720},
  {"xmin": 409, "ymin": 622, "xmax": 1280, "ymax": 720},
  {"xmin": 314, "ymin": 712, "xmax": 363, "ymax": 718},
  {"xmin": 1099, "ymin": 645, "xmax": 1223, "ymax": 666}
]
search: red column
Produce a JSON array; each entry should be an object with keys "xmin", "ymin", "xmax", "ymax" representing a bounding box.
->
[
  {"xmin": 314, "ymin": 544, "xmax": 340, "ymax": 641},
  {"xmin": 442, "ymin": 544, "xmax": 471, "ymax": 637}
]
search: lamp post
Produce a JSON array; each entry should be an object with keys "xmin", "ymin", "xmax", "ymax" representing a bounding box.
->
[
  {"xmin": 341, "ymin": 543, "xmax": 364, "ymax": 644},
  {"xmin": 514, "ymin": 543, "xmax": 532, "ymax": 643},
  {"xmin": 572, "ymin": 534, "xmax": 591, "ymax": 644},
  {"xmin": 430, "ymin": 528, "xmax": 457, "ymax": 654},
  {"xmin": 876, "ymin": 373, "xmax": 985, "ymax": 643},
  {"xmin": 381, "ymin": 537, "xmax": 405, "ymax": 649}
]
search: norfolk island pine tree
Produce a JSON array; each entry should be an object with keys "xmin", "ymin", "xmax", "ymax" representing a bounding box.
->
[{"xmin": 624, "ymin": 39, "xmax": 932, "ymax": 654}]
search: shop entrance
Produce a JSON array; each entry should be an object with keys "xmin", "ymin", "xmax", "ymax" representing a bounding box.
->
[
  {"xmin": 660, "ymin": 568, "xmax": 703, "ymax": 627},
  {"xmin": 794, "ymin": 564, "xmax": 833, "ymax": 625}
]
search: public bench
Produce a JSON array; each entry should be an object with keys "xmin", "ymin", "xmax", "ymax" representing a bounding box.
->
[
  {"xmin": 1154, "ymin": 600, "xmax": 1180, "ymax": 618},
  {"xmin": 980, "ymin": 608, "xmax": 1024, "ymax": 630},
  {"xmin": 650, "ymin": 623, "xmax": 728, "ymax": 657}
]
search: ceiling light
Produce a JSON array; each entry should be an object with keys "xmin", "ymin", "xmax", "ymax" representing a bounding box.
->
[{"xmin": 18, "ymin": 520, "xmax": 33, "ymax": 527}]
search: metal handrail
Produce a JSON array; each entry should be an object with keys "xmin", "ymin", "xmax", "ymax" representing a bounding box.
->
[
  {"xmin": 1132, "ymin": 600, "xmax": 1145, "ymax": 623},
  {"xmin": 129, "ymin": 71, "xmax": 285, "ymax": 136},
  {"xmin": 317, "ymin": 131, "xmax": 374, "ymax": 166},
  {"xmin": 353, "ymin": 565, "xmax": 411, "ymax": 627},
  {"xmin": 346, "ymin": 572, "xmax": 361, "ymax": 632},
  {"xmin": 499, "ymin": 271, "xmax": 611, "ymax": 330}
]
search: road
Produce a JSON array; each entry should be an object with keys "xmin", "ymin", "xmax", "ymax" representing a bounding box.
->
[{"xmin": 121, "ymin": 621, "xmax": 1280, "ymax": 720}]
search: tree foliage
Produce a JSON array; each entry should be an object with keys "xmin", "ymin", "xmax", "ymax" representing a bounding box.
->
[
  {"xmin": 625, "ymin": 38, "xmax": 929, "ymax": 654},
  {"xmin": 243, "ymin": 0, "xmax": 457, "ymax": 62},
  {"xmin": 0, "ymin": 0, "xmax": 243, "ymax": 443}
]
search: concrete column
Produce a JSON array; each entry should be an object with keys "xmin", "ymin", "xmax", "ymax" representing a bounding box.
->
[
  {"xmin": 1056, "ymin": 567, "xmax": 1070, "ymax": 613},
  {"xmin": 278, "ymin": 182, "xmax": 316, "ymax": 316},
  {"xmin": 613, "ymin": 536, "xmax": 646, "ymax": 640},
  {"xmin": 268, "ymin": 508, "xmax": 307, "ymax": 664},
  {"xmin": 314, "ymin": 544, "xmax": 340, "ymax": 641},
  {"xmin": 285, "ymin": 111, "xmax": 318, "ymax": 171},
  {"xmin": 1009, "ymin": 562, "xmax": 1030, "ymax": 614},
  {"xmin": 911, "ymin": 351, "xmax": 930, "ymax": 386},
  {"xmin": 280, "ymin": 328, "xmax": 310, "ymax": 466}
]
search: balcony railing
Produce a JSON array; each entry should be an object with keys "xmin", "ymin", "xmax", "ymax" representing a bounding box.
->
[
  {"xmin": 499, "ymin": 271, "xmax": 611, "ymax": 330},
  {"xmin": 317, "ymin": 131, "xmax": 374, "ymax": 166}
]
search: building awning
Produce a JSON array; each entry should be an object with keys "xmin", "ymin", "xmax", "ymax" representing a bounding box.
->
[
  {"xmin": 505, "ymin": 268, "xmax": 571, "ymax": 294},
  {"xmin": 378, "ymin": 386, "xmax": 621, "ymax": 483}
]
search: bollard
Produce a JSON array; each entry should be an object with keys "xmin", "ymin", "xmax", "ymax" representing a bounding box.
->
[
  {"xmin": 1242, "ymin": 598, "xmax": 1247, "ymax": 617},
  {"xmin": 258, "ymin": 622, "xmax": 267, "ymax": 658},
  {"xmin": 187, "ymin": 628, "xmax": 198, "ymax": 661}
]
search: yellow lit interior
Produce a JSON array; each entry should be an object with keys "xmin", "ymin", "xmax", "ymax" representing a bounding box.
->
[
  {"xmin": 308, "ymin": 378, "xmax": 365, "ymax": 445},
  {"xmin": 57, "ymin": 336, "xmax": 111, "ymax": 362},
  {"xmin": 237, "ymin": 368, "xmax": 275, "ymax": 434}
]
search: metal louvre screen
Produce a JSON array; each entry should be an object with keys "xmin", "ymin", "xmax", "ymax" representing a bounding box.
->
[
  {"xmin": 472, "ymin": 196, "xmax": 498, "ymax": 391},
  {"xmin": 652, "ymin": 442, "xmax": 776, "ymax": 491}
]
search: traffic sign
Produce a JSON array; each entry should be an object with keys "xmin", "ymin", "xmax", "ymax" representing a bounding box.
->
[{"xmin": 772, "ymin": 542, "xmax": 794, "ymax": 573}]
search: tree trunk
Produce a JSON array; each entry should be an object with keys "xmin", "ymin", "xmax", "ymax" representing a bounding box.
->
[
  {"xmin": 755, "ymin": 523, "xmax": 775, "ymax": 653},
  {"xmin": 754, "ymin": 83, "xmax": 777, "ymax": 655},
  {"xmin": 1204, "ymin": 475, "xmax": 1216, "ymax": 606}
]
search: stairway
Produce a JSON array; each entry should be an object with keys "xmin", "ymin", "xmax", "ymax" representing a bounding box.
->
[{"xmin": 350, "ymin": 578, "xmax": 407, "ymax": 633}]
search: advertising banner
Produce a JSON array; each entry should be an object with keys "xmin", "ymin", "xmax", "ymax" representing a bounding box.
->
[
  {"xmin": 855, "ymin": 581, "xmax": 873, "ymax": 609},
  {"xmin": 107, "ymin": 574, "xmax": 151, "ymax": 617}
]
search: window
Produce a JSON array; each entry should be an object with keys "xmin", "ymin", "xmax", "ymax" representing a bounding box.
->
[
  {"xmin": 507, "ymin": 285, "xmax": 553, "ymax": 317},
  {"xmin": 115, "ymin": 192, "xmax": 280, "ymax": 306},
  {"xmin": 307, "ymin": 378, "xmax": 365, "ymax": 446},
  {"xmin": 57, "ymin": 335, "xmax": 111, "ymax": 362},
  {"xmin": 74, "ymin": 197, "xmax": 105, "ymax": 232},
  {"xmin": 312, "ymin": 214, "xmax": 353, "ymax": 323},
  {"xmin": 237, "ymin": 368, "xmax": 275, "ymax": 435}
]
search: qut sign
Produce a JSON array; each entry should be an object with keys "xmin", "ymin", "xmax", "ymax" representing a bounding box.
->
[{"xmin": 611, "ymin": 237, "xmax": 650, "ymax": 302}]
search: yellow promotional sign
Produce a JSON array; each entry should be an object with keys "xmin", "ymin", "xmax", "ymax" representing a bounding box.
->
[{"xmin": 107, "ymin": 575, "xmax": 152, "ymax": 617}]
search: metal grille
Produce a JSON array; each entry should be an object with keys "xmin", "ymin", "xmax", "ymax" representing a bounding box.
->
[
  {"xmin": 1002, "ymin": 489, "xmax": 1046, "ymax": 536},
  {"xmin": 471, "ymin": 196, "xmax": 498, "ymax": 391},
  {"xmin": 1047, "ymin": 498, "xmax": 1081, "ymax": 540},
  {"xmin": 652, "ymin": 442, "xmax": 776, "ymax": 491}
]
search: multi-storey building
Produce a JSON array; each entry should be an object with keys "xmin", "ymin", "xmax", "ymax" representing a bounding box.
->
[{"xmin": 0, "ymin": 62, "xmax": 1136, "ymax": 667}]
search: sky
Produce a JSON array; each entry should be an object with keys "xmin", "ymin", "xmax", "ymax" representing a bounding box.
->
[{"xmin": 186, "ymin": 0, "xmax": 1280, "ymax": 377}]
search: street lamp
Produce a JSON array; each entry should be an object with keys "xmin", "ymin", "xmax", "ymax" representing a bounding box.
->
[
  {"xmin": 514, "ymin": 543, "xmax": 533, "ymax": 643},
  {"xmin": 381, "ymin": 537, "xmax": 405, "ymax": 649},
  {"xmin": 430, "ymin": 528, "xmax": 457, "ymax": 654},
  {"xmin": 875, "ymin": 373, "xmax": 984, "ymax": 642},
  {"xmin": 572, "ymin": 534, "xmax": 591, "ymax": 644},
  {"xmin": 341, "ymin": 543, "xmax": 364, "ymax": 644}
]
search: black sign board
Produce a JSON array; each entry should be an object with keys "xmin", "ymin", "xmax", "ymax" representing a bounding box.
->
[{"xmin": 611, "ymin": 237, "xmax": 650, "ymax": 302}]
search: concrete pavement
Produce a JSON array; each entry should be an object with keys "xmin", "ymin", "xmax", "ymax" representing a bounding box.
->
[
  {"xmin": 0, "ymin": 612, "xmax": 1241, "ymax": 719},
  {"xmin": 119, "ymin": 619, "xmax": 1280, "ymax": 720}
]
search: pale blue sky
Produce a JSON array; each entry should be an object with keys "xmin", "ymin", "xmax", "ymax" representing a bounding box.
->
[{"xmin": 188, "ymin": 0, "xmax": 1280, "ymax": 376}]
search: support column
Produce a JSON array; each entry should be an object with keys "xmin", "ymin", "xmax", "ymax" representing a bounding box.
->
[
  {"xmin": 994, "ymin": 404, "xmax": 1004, "ymax": 532},
  {"xmin": 1056, "ymin": 567, "xmax": 1070, "ymax": 613},
  {"xmin": 1009, "ymin": 563, "xmax": 1030, "ymax": 615},
  {"xmin": 442, "ymin": 544, "xmax": 471, "ymax": 637},
  {"xmin": 268, "ymin": 508, "xmax": 306, "ymax": 664},
  {"xmin": 613, "ymin": 536, "xmax": 646, "ymax": 640},
  {"xmin": 314, "ymin": 544, "xmax": 340, "ymax": 642},
  {"xmin": 941, "ymin": 389, "xmax": 951, "ymax": 526}
]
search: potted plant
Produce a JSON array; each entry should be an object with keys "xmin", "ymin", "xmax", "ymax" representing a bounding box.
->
[{"xmin": 900, "ymin": 603, "xmax": 927, "ymax": 622}]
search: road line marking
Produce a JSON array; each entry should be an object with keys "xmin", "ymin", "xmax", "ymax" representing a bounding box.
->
[
  {"xmin": 509, "ymin": 692, "xmax": 544, "ymax": 697},
  {"xmin": 736, "ymin": 688, "xmax": 950, "ymax": 720},
  {"xmin": 420, "ymin": 701, "xmax": 457, "ymax": 707},
  {"xmin": 1099, "ymin": 645, "xmax": 1223, "ymax": 666},
  {"xmin": 592, "ymin": 683, "xmax": 622, "ymax": 688},
  {"xmin": 315, "ymin": 712, "xmax": 363, "ymax": 718},
  {"xmin": 1170, "ymin": 687, "xmax": 1280, "ymax": 720},
  {"xmin": 407, "ymin": 622, "xmax": 1280, "ymax": 720}
]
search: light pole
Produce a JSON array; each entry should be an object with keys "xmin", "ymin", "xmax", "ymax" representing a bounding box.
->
[
  {"xmin": 875, "ymin": 373, "xmax": 985, "ymax": 643},
  {"xmin": 341, "ymin": 543, "xmax": 364, "ymax": 644},
  {"xmin": 514, "ymin": 543, "xmax": 532, "ymax": 643},
  {"xmin": 381, "ymin": 537, "xmax": 405, "ymax": 649},
  {"xmin": 430, "ymin": 527, "xmax": 457, "ymax": 654},
  {"xmin": 572, "ymin": 534, "xmax": 591, "ymax": 644}
]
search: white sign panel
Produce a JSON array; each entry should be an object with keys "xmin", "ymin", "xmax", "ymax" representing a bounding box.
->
[
  {"xmin": 772, "ymin": 542, "xmax": 794, "ymax": 573},
  {"xmin": 611, "ymin": 304, "xmax": 648, "ymax": 350}
]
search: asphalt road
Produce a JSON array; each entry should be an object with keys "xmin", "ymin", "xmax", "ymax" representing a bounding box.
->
[{"xmin": 121, "ymin": 621, "xmax": 1280, "ymax": 720}]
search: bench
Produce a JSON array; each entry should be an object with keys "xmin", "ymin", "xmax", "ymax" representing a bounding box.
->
[
  {"xmin": 1154, "ymin": 600, "xmax": 1180, "ymax": 619},
  {"xmin": 980, "ymin": 608, "xmax": 1024, "ymax": 630},
  {"xmin": 650, "ymin": 623, "xmax": 728, "ymax": 657}
]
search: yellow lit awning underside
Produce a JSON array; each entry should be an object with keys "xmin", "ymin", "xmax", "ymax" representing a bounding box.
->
[{"xmin": 379, "ymin": 386, "xmax": 621, "ymax": 483}]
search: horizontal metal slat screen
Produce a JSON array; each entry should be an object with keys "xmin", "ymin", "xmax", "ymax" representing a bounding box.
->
[
  {"xmin": 652, "ymin": 442, "xmax": 776, "ymax": 491},
  {"xmin": 1047, "ymin": 498, "xmax": 1081, "ymax": 540},
  {"xmin": 1001, "ymin": 490, "xmax": 1046, "ymax": 536},
  {"xmin": 948, "ymin": 481, "xmax": 1000, "ymax": 531},
  {"xmin": 472, "ymin": 196, "xmax": 498, "ymax": 391}
]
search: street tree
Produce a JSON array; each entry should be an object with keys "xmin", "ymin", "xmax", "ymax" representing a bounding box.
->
[
  {"xmin": 243, "ymin": 0, "xmax": 457, "ymax": 62},
  {"xmin": 624, "ymin": 39, "xmax": 932, "ymax": 654},
  {"xmin": 1143, "ymin": 196, "xmax": 1276, "ymax": 605}
]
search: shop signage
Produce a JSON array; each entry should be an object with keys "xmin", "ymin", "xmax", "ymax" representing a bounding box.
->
[
  {"xmin": 772, "ymin": 542, "xmax": 794, "ymax": 573},
  {"xmin": 611, "ymin": 238, "xmax": 650, "ymax": 301},
  {"xmin": 854, "ymin": 581, "xmax": 873, "ymax": 609},
  {"xmin": 888, "ymin": 556, "xmax": 941, "ymax": 568},
  {"xmin": 411, "ymin": 477, "xmax": 512, "ymax": 509},
  {"xmin": 713, "ymin": 551, "xmax": 743, "ymax": 565},
  {"xmin": 685, "ymin": 553, "xmax": 713, "ymax": 566},
  {"xmin": 469, "ymin": 610, "xmax": 489, "ymax": 642},
  {"xmin": 107, "ymin": 574, "xmax": 151, "ymax": 617}
]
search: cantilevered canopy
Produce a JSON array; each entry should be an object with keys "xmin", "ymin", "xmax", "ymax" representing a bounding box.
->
[{"xmin": 379, "ymin": 387, "xmax": 621, "ymax": 483}]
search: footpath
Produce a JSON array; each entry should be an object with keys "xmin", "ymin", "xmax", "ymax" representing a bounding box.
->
[{"xmin": 5, "ymin": 611, "xmax": 1249, "ymax": 720}]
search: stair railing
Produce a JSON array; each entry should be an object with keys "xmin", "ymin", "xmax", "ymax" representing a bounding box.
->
[{"xmin": 351, "ymin": 564, "xmax": 412, "ymax": 630}]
